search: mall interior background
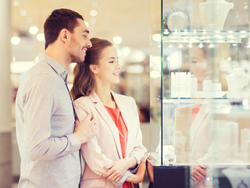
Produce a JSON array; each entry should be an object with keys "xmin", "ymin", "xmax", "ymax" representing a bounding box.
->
[{"xmin": 0, "ymin": 0, "xmax": 162, "ymax": 187}]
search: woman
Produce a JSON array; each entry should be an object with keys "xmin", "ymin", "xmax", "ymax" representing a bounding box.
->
[{"xmin": 71, "ymin": 38, "xmax": 147, "ymax": 188}]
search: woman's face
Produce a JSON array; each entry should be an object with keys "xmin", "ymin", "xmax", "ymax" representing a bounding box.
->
[{"xmin": 93, "ymin": 46, "xmax": 121, "ymax": 84}]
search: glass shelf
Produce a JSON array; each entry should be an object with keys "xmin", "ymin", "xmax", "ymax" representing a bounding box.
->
[{"xmin": 163, "ymin": 29, "xmax": 250, "ymax": 44}]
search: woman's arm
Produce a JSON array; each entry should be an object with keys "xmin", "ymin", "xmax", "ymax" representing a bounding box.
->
[
  {"xmin": 74, "ymin": 102, "xmax": 130, "ymax": 186},
  {"xmin": 127, "ymin": 98, "xmax": 147, "ymax": 163},
  {"xmin": 126, "ymin": 153, "xmax": 150, "ymax": 183}
]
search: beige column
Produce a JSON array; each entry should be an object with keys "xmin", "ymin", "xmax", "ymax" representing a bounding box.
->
[{"xmin": 0, "ymin": 0, "xmax": 12, "ymax": 187}]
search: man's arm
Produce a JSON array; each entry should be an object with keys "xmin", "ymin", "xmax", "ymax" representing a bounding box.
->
[{"xmin": 23, "ymin": 75, "xmax": 96, "ymax": 161}]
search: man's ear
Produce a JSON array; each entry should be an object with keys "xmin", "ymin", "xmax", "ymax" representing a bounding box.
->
[
  {"xmin": 89, "ymin": 64, "xmax": 98, "ymax": 74},
  {"xmin": 59, "ymin": 29, "xmax": 69, "ymax": 43}
]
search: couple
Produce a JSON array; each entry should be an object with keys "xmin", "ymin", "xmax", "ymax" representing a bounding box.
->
[{"xmin": 15, "ymin": 8, "xmax": 147, "ymax": 188}]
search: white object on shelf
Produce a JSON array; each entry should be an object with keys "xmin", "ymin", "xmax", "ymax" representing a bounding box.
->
[
  {"xmin": 199, "ymin": 0, "xmax": 234, "ymax": 30},
  {"xmin": 208, "ymin": 120, "xmax": 238, "ymax": 162},
  {"xmin": 171, "ymin": 72, "xmax": 191, "ymax": 98},
  {"xmin": 212, "ymin": 82, "xmax": 222, "ymax": 92},
  {"xmin": 241, "ymin": 128, "xmax": 250, "ymax": 154},
  {"xmin": 202, "ymin": 79, "xmax": 212, "ymax": 91},
  {"xmin": 226, "ymin": 68, "xmax": 250, "ymax": 98},
  {"xmin": 190, "ymin": 75, "xmax": 197, "ymax": 92},
  {"xmin": 167, "ymin": 11, "xmax": 189, "ymax": 31}
]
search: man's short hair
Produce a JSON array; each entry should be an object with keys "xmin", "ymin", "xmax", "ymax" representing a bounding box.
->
[{"xmin": 44, "ymin": 8, "xmax": 84, "ymax": 49}]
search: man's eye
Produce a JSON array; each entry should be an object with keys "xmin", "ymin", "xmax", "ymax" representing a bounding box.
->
[
  {"xmin": 83, "ymin": 35, "xmax": 87, "ymax": 38},
  {"xmin": 109, "ymin": 61, "xmax": 114, "ymax": 63}
]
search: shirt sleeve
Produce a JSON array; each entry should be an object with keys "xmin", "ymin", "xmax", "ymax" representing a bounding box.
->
[
  {"xmin": 74, "ymin": 101, "xmax": 129, "ymax": 186},
  {"xmin": 23, "ymin": 74, "xmax": 81, "ymax": 161}
]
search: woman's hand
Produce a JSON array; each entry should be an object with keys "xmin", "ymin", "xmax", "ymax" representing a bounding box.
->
[
  {"xmin": 126, "ymin": 153, "xmax": 150, "ymax": 183},
  {"xmin": 191, "ymin": 164, "xmax": 207, "ymax": 182},
  {"xmin": 102, "ymin": 157, "xmax": 136, "ymax": 182}
]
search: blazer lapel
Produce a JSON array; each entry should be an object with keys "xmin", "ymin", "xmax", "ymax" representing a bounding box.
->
[
  {"xmin": 112, "ymin": 91, "xmax": 133, "ymax": 156},
  {"xmin": 89, "ymin": 92, "xmax": 123, "ymax": 159}
]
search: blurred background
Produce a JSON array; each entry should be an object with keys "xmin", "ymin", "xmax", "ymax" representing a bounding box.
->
[{"xmin": 0, "ymin": 0, "xmax": 162, "ymax": 187}]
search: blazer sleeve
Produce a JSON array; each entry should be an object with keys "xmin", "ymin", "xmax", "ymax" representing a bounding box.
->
[
  {"xmin": 128, "ymin": 98, "xmax": 147, "ymax": 165},
  {"xmin": 74, "ymin": 101, "xmax": 130, "ymax": 186}
]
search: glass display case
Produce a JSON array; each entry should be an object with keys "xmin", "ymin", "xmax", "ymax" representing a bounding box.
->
[{"xmin": 150, "ymin": 0, "xmax": 250, "ymax": 187}]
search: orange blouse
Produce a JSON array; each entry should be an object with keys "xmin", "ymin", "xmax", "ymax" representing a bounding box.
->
[{"xmin": 105, "ymin": 105, "xmax": 133, "ymax": 188}]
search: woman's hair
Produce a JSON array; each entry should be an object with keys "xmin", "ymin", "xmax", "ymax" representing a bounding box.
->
[{"xmin": 71, "ymin": 38, "xmax": 113, "ymax": 100}]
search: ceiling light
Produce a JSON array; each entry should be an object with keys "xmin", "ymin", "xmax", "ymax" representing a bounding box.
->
[
  {"xmin": 121, "ymin": 46, "xmax": 131, "ymax": 56},
  {"xmin": 13, "ymin": 0, "xmax": 20, "ymax": 6},
  {"xmin": 20, "ymin": 10, "xmax": 27, "ymax": 16},
  {"xmin": 151, "ymin": 56, "xmax": 161, "ymax": 65},
  {"xmin": 11, "ymin": 36, "xmax": 20, "ymax": 45},
  {"xmin": 37, "ymin": 33, "xmax": 45, "ymax": 41},
  {"xmin": 29, "ymin": 26, "xmax": 38, "ymax": 35},
  {"xmin": 27, "ymin": 17, "xmax": 33, "ymax": 24},
  {"xmin": 89, "ymin": 17, "xmax": 96, "ymax": 24},
  {"xmin": 150, "ymin": 70, "xmax": 161, "ymax": 79},
  {"xmin": 91, "ymin": 1, "xmax": 98, "ymax": 7},
  {"xmin": 113, "ymin": 36, "xmax": 123, "ymax": 44},
  {"xmin": 90, "ymin": 10, "xmax": 98, "ymax": 17},
  {"xmin": 152, "ymin": 34, "xmax": 161, "ymax": 42}
]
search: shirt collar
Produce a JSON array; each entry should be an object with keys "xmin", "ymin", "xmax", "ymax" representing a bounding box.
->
[{"xmin": 39, "ymin": 52, "xmax": 68, "ymax": 82}]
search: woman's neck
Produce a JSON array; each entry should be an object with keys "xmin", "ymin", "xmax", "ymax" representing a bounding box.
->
[{"xmin": 95, "ymin": 83, "xmax": 115, "ymax": 107}]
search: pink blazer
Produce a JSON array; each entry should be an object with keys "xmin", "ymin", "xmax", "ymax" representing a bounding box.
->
[{"xmin": 74, "ymin": 91, "xmax": 147, "ymax": 188}]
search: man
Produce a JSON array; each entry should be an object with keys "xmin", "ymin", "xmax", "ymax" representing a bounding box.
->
[{"xmin": 15, "ymin": 9, "xmax": 97, "ymax": 188}]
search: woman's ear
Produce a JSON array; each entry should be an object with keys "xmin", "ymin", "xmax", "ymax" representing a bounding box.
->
[{"xmin": 89, "ymin": 64, "xmax": 98, "ymax": 74}]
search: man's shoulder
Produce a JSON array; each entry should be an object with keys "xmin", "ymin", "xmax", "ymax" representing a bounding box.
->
[{"xmin": 26, "ymin": 62, "xmax": 57, "ymax": 77}]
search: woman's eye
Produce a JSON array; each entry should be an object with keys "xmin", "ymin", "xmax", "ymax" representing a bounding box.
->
[
  {"xmin": 83, "ymin": 35, "xmax": 87, "ymax": 38},
  {"xmin": 109, "ymin": 61, "xmax": 114, "ymax": 63}
]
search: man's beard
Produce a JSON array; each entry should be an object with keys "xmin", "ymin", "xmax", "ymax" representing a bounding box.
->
[{"xmin": 69, "ymin": 53, "xmax": 84, "ymax": 64}]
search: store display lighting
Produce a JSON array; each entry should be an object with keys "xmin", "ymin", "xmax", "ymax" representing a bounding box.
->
[
  {"xmin": 113, "ymin": 36, "xmax": 123, "ymax": 44},
  {"xmin": 126, "ymin": 65, "xmax": 144, "ymax": 74},
  {"xmin": 91, "ymin": 1, "xmax": 98, "ymax": 7},
  {"xmin": 89, "ymin": 17, "xmax": 96, "ymax": 24},
  {"xmin": 168, "ymin": 44, "xmax": 173, "ymax": 48},
  {"xmin": 150, "ymin": 70, "xmax": 161, "ymax": 79},
  {"xmin": 29, "ymin": 26, "xmax": 38, "ymax": 35},
  {"xmin": 228, "ymin": 35, "xmax": 235, "ymax": 39},
  {"xmin": 152, "ymin": 34, "xmax": 161, "ymax": 42},
  {"xmin": 209, "ymin": 43, "xmax": 215, "ymax": 48},
  {"xmin": 188, "ymin": 43, "xmax": 193, "ymax": 48},
  {"xmin": 178, "ymin": 44, "xmax": 183, "ymax": 48},
  {"xmin": 121, "ymin": 46, "xmax": 131, "ymax": 56},
  {"xmin": 151, "ymin": 56, "xmax": 161, "ymax": 65},
  {"xmin": 90, "ymin": 10, "xmax": 98, "ymax": 17},
  {"xmin": 11, "ymin": 36, "xmax": 20, "ymax": 45},
  {"xmin": 13, "ymin": 0, "xmax": 20, "ymax": 6},
  {"xmin": 37, "ymin": 33, "xmax": 45, "ymax": 41},
  {"xmin": 20, "ymin": 10, "xmax": 27, "ymax": 16},
  {"xmin": 27, "ymin": 17, "xmax": 33, "ymax": 24}
]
